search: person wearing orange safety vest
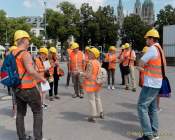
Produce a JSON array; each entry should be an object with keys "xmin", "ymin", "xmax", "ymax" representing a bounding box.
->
[
  {"xmin": 48, "ymin": 47, "xmax": 60, "ymax": 101},
  {"xmin": 136, "ymin": 28, "xmax": 166, "ymax": 140},
  {"xmin": 105, "ymin": 46, "xmax": 117, "ymax": 90},
  {"xmin": 13, "ymin": 30, "xmax": 46, "ymax": 140},
  {"xmin": 34, "ymin": 47, "xmax": 49, "ymax": 109},
  {"xmin": 69, "ymin": 42, "xmax": 85, "ymax": 98},
  {"xmin": 122, "ymin": 43, "xmax": 136, "ymax": 92},
  {"xmin": 118, "ymin": 45, "xmax": 126, "ymax": 85},
  {"xmin": 82, "ymin": 47, "xmax": 104, "ymax": 123}
]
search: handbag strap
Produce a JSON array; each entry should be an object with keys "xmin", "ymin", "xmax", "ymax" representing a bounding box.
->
[{"xmin": 154, "ymin": 45, "xmax": 166, "ymax": 78}]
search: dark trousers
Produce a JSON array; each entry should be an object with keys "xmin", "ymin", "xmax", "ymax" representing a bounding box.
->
[
  {"xmin": 72, "ymin": 73, "xmax": 83, "ymax": 95},
  {"xmin": 15, "ymin": 87, "xmax": 43, "ymax": 140},
  {"xmin": 49, "ymin": 75, "xmax": 59, "ymax": 97},
  {"xmin": 107, "ymin": 69, "xmax": 115, "ymax": 85},
  {"xmin": 66, "ymin": 72, "xmax": 71, "ymax": 86},
  {"xmin": 119, "ymin": 63, "xmax": 125, "ymax": 84}
]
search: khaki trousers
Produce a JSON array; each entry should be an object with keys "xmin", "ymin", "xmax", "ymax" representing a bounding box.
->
[
  {"xmin": 72, "ymin": 73, "xmax": 84, "ymax": 95},
  {"xmin": 124, "ymin": 65, "xmax": 136, "ymax": 89},
  {"xmin": 88, "ymin": 93, "xmax": 103, "ymax": 117}
]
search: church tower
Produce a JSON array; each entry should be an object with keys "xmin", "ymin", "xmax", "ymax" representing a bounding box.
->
[
  {"xmin": 117, "ymin": 0, "xmax": 124, "ymax": 27},
  {"xmin": 142, "ymin": 0, "xmax": 155, "ymax": 25},
  {"xmin": 134, "ymin": 0, "xmax": 142, "ymax": 17}
]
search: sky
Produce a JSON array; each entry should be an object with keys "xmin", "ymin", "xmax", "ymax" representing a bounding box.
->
[{"xmin": 0, "ymin": 0, "xmax": 175, "ymax": 17}]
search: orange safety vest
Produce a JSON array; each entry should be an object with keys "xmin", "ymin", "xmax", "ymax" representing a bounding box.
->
[
  {"xmin": 85, "ymin": 52, "xmax": 89, "ymax": 64},
  {"xmin": 83, "ymin": 59, "xmax": 101, "ymax": 93},
  {"xmin": 13, "ymin": 48, "xmax": 36, "ymax": 89},
  {"xmin": 69, "ymin": 51, "xmax": 85, "ymax": 72},
  {"xmin": 67, "ymin": 48, "xmax": 73, "ymax": 56},
  {"xmin": 122, "ymin": 50, "xmax": 135, "ymax": 66},
  {"xmin": 34, "ymin": 57, "xmax": 45, "ymax": 83},
  {"xmin": 105, "ymin": 53, "xmax": 117, "ymax": 69},
  {"xmin": 144, "ymin": 44, "xmax": 166, "ymax": 79}
]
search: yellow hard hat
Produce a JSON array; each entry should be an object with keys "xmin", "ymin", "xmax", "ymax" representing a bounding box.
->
[
  {"xmin": 9, "ymin": 46, "xmax": 17, "ymax": 52},
  {"xmin": 125, "ymin": 43, "xmax": 130, "ymax": 49},
  {"xmin": 49, "ymin": 47, "xmax": 57, "ymax": 53},
  {"xmin": 85, "ymin": 46, "xmax": 90, "ymax": 51},
  {"xmin": 14, "ymin": 30, "xmax": 31, "ymax": 41},
  {"xmin": 144, "ymin": 28, "xmax": 160, "ymax": 39},
  {"xmin": 39, "ymin": 47, "xmax": 48, "ymax": 55},
  {"xmin": 71, "ymin": 42, "xmax": 79, "ymax": 49},
  {"xmin": 109, "ymin": 46, "xmax": 116, "ymax": 51},
  {"xmin": 89, "ymin": 47, "xmax": 100, "ymax": 58},
  {"xmin": 142, "ymin": 46, "xmax": 149, "ymax": 53},
  {"xmin": 121, "ymin": 45, "xmax": 125, "ymax": 49}
]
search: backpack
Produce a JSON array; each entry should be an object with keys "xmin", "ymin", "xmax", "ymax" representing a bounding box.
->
[
  {"xmin": 96, "ymin": 66, "xmax": 107, "ymax": 85},
  {"xmin": 0, "ymin": 50, "xmax": 25, "ymax": 87}
]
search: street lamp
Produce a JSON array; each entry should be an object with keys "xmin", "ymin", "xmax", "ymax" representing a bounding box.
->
[
  {"xmin": 5, "ymin": 15, "xmax": 10, "ymax": 49},
  {"xmin": 43, "ymin": 0, "xmax": 47, "ymax": 46}
]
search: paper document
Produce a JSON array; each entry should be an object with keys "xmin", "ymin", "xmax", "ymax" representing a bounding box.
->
[
  {"xmin": 43, "ymin": 60, "xmax": 51, "ymax": 70},
  {"xmin": 41, "ymin": 81, "xmax": 50, "ymax": 92}
]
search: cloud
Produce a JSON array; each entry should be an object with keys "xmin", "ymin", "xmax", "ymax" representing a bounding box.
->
[{"xmin": 23, "ymin": 0, "xmax": 33, "ymax": 8}]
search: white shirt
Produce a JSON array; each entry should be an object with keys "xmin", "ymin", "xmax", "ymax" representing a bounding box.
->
[{"xmin": 141, "ymin": 43, "xmax": 162, "ymax": 88}]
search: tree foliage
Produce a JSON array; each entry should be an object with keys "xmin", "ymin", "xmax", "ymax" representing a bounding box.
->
[
  {"xmin": 155, "ymin": 5, "xmax": 175, "ymax": 45},
  {"xmin": 121, "ymin": 15, "xmax": 149, "ymax": 51}
]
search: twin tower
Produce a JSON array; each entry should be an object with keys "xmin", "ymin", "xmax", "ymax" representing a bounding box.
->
[{"xmin": 117, "ymin": 0, "xmax": 155, "ymax": 27}]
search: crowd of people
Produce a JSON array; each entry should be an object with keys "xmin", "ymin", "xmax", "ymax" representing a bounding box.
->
[{"xmin": 0, "ymin": 28, "xmax": 167, "ymax": 140}]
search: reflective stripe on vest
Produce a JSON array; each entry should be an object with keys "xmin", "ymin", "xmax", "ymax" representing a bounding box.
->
[
  {"xmin": 144, "ymin": 45, "xmax": 164, "ymax": 79},
  {"xmin": 70, "ymin": 51, "xmax": 84, "ymax": 72},
  {"xmin": 13, "ymin": 49, "xmax": 36, "ymax": 89},
  {"xmin": 83, "ymin": 60, "xmax": 101, "ymax": 93}
]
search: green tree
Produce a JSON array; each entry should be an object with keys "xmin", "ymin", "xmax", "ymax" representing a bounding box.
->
[
  {"xmin": 7, "ymin": 17, "xmax": 31, "ymax": 45},
  {"xmin": 156, "ymin": 5, "xmax": 175, "ymax": 45},
  {"xmin": 0, "ymin": 10, "xmax": 8, "ymax": 45},
  {"xmin": 95, "ymin": 5, "xmax": 119, "ymax": 48},
  {"xmin": 121, "ymin": 15, "xmax": 149, "ymax": 51}
]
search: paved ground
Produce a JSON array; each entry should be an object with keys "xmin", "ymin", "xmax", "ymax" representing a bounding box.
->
[{"xmin": 0, "ymin": 63, "xmax": 174, "ymax": 140}]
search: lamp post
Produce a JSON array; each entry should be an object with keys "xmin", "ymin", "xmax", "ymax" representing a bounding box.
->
[
  {"xmin": 43, "ymin": 0, "xmax": 47, "ymax": 46},
  {"xmin": 5, "ymin": 15, "xmax": 10, "ymax": 49}
]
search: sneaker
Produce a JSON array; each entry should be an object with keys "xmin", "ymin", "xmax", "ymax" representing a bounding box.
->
[
  {"xmin": 88, "ymin": 117, "xmax": 96, "ymax": 123},
  {"xmin": 13, "ymin": 115, "xmax": 16, "ymax": 119},
  {"xmin": 132, "ymin": 88, "xmax": 136, "ymax": 92},
  {"xmin": 153, "ymin": 133, "xmax": 160, "ymax": 140},
  {"xmin": 54, "ymin": 95, "xmax": 60, "ymax": 99},
  {"xmin": 157, "ymin": 108, "xmax": 162, "ymax": 113},
  {"xmin": 125, "ymin": 87, "xmax": 129, "ymax": 90},
  {"xmin": 26, "ymin": 135, "xmax": 33, "ymax": 140},
  {"xmin": 136, "ymin": 135, "xmax": 155, "ymax": 140},
  {"xmin": 42, "ymin": 104, "xmax": 48, "ymax": 110},
  {"xmin": 111, "ymin": 85, "xmax": 115, "ymax": 90},
  {"xmin": 107, "ymin": 85, "xmax": 111, "ymax": 90},
  {"xmin": 72, "ymin": 94, "xmax": 78, "ymax": 98},
  {"xmin": 99, "ymin": 112, "xmax": 104, "ymax": 119},
  {"xmin": 79, "ymin": 94, "xmax": 84, "ymax": 99}
]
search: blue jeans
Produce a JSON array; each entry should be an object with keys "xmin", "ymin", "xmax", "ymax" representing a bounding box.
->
[{"xmin": 137, "ymin": 86, "xmax": 160, "ymax": 136}]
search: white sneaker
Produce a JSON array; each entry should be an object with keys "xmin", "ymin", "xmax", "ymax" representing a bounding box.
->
[
  {"xmin": 111, "ymin": 85, "xmax": 115, "ymax": 90},
  {"xmin": 158, "ymin": 108, "xmax": 162, "ymax": 113},
  {"xmin": 107, "ymin": 85, "xmax": 111, "ymax": 89}
]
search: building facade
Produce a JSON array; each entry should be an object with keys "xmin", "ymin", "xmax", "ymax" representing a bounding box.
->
[{"xmin": 26, "ymin": 16, "xmax": 45, "ymax": 37}]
